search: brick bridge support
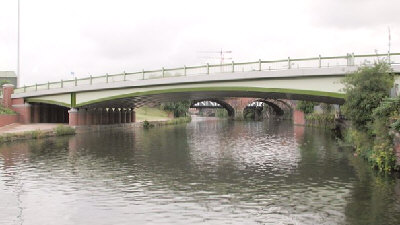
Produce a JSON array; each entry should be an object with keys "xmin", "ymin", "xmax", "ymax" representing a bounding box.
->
[
  {"xmin": 222, "ymin": 98, "xmax": 294, "ymax": 120},
  {"xmin": 224, "ymin": 98, "xmax": 257, "ymax": 119},
  {"xmin": 2, "ymin": 84, "xmax": 31, "ymax": 124}
]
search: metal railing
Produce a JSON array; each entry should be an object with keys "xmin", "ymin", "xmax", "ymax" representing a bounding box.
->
[{"xmin": 13, "ymin": 52, "xmax": 400, "ymax": 94}]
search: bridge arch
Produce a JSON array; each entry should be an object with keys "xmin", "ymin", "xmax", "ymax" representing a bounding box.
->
[
  {"xmin": 244, "ymin": 99, "xmax": 294, "ymax": 120},
  {"xmin": 190, "ymin": 99, "xmax": 235, "ymax": 117}
]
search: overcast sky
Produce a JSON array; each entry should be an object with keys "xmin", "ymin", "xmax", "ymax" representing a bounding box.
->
[{"xmin": 0, "ymin": 0, "xmax": 399, "ymax": 86}]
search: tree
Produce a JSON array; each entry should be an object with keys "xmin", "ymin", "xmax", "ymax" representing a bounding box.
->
[
  {"xmin": 342, "ymin": 62, "xmax": 394, "ymax": 131},
  {"xmin": 296, "ymin": 101, "xmax": 316, "ymax": 114},
  {"xmin": 160, "ymin": 100, "xmax": 191, "ymax": 117}
]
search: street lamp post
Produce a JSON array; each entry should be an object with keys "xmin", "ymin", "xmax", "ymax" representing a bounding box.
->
[{"xmin": 17, "ymin": 0, "xmax": 20, "ymax": 87}]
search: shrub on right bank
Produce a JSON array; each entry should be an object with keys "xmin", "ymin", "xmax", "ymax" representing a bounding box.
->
[{"xmin": 342, "ymin": 61, "xmax": 397, "ymax": 171}]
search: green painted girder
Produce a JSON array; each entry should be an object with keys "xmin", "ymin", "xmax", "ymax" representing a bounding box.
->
[{"xmin": 75, "ymin": 87, "xmax": 344, "ymax": 107}]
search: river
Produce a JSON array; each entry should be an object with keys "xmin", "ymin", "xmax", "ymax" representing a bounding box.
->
[{"xmin": 1, "ymin": 117, "xmax": 399, "ymax": 225}]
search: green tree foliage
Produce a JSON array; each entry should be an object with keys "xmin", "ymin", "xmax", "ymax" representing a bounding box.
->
[
  {"xmin": 160, "ymin": 100, "xmax": 191, "ymax": 117},
  {"xmin": 342, "ymin": 62, "xmax": 394, "ymax": 131},
  {"xmin": 296, "ymin": 101, "xmax": 316, "ymax": 114},
  {"xmin": 216, "ymin": 108, "xmax": 228, "ymax": 117},
  {"xmin": 342, "ymin": 62, "xmax": 397, "ymax": 171},
  {"xmin": 320, "ymin": 103, "xmax": 333, "ymax": 114}
]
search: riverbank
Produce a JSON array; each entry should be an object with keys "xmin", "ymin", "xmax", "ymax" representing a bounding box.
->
[
  {"xmin": 0, "ymin": 115, "xmax": 191, "ymax": 143},
  {"xmin": 0, "ymin": 123, "xmax": 75, "ymax": 143}
]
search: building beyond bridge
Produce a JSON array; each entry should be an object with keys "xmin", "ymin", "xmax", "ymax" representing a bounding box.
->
[{"xmin": 0, "ymin": 71, "xmax": 17, "ymax": 86}]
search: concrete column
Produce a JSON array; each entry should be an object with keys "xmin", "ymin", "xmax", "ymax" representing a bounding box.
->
[
  {"xmin": 32, "ymin": 104, "xmax": 40, "ymax": 123},
  {"xmin": 91, "ymin": 109, "xmax": 97, "ymax": 125},
  {"xmin": 116, "ymin": 108, "xmax": 122, "ymax": 123},
  {"xmin": 120, "ymin": 108, "xmax": 126, "ymax": 123},
  {"xmin": 2, "ymin": 84, "xmax": 14, "ymax": 108},
  {"xmin": 121, "ymin": 109, "xmax": 126, "ymax": 123},
  {"xmin": 86, "ymin": 109, "xmax": 93, "ymax": 125},
  {"xmin": 98, "ymin": 108, "xmax": 103, "ymax": 124},
  {"xmin": 60, "ymin": 107, "xmax": 67, "ymax": 123},
  {"xmin": 50, "ymin": 105, "xmax": 57, "ymax": 123},
  {"xmin": 41, "ymin": 104, "xmax": 48, "ymax": 123},
  {"xmin": 68, "ymin": 108, "xmax": 79, "ymax": 126},
  {"xmin": 126, "ymin": 109, "xmax": 132, "ymax": 123},
  {"xmin": 102, "ymin": 108, "xmax": 109, "ymax": 125},
  {"xmin": 64, "ymin": 108, "xmax": 69, "ymax": 123},
  {"xmin": 88, "ymin": 109, "xmax": 94, "ymax": 125},
  {"xmin": 93, "ymin": 108, "xmax": 100, "ymax": 125},
  {"xmin": 78, "ymin": 108, "xmax": 87, "ymax": 126},
  {"xmin": 108, "ymin": 108, "xmax": 114, "ymax": 124},
  {"xmin": 123, "ymin": 109, "xmax": 128, "ymax": 123},
  {"xmin": 131, "ymin": 109, "xmax": 136, "ymax": 122},
  {"xmin": 41, "ymin": 104, "xmax": 50, "ymax": 123}
]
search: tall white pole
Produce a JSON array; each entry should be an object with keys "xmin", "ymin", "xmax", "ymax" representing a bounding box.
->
[
  {"xmin": 17, "ymin": 0, "xmax": 20, "ymax": 87},
  {"xmin": 388, "ymin": 26, "xmax": 391, "ymax": 64}
]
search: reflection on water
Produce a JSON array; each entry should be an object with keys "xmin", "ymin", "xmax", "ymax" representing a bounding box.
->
[{"xmin": 0, "ymin": 118, "xmax": 399, "ymax": 225}]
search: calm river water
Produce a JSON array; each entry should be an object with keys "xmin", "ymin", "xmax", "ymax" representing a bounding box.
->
[{"xmin": 1, "ymin": 118, "xmax": 400, "ymax": 225}]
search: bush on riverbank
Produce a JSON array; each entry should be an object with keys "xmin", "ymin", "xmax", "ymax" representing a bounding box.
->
[
  {"xmin": 342, "ymin": 62, "xmax": 394, "ymax": 131},
  {"xmin": 142, "ymin": 117, "xmax": 191, "ymax": 128},
  {"xmin": 54, "ymin": 125, "xmax": 76, "ymax": 136},
  {"xmin": 342, "ymin": 61, "xmax": 397, "ymax": 171},
  {"xmin": 305, "ymin": 113, "xmax": 335, "ymax": 129},
  {"xmin": 25, "ymin": 130, "xmax": 45, "ymax": 139},
  {"xmin": 0, "ymin": 105, "xmax": 16, "ymax": 115},
  {"xmin": 143, "ymin": 120, "xmax": 154, "ymax": 128}
]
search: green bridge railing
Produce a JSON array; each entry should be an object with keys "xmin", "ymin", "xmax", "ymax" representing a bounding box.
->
[{"xmin": 13, "ymin": 52, "xmax": 400, "ymax": 94}]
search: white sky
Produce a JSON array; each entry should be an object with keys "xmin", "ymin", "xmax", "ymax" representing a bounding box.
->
[{"xmin": 0, "ymin": 0, "xmax": 399, "ymax": 86}]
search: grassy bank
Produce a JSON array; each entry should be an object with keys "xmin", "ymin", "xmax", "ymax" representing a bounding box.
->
[
  {"xmin": 0, "ymin": 125, "xmax": 75, "ymax": 144},
  {"xmin": 135, "ymin": 106, "xmax": 170, "ymax": 122}
]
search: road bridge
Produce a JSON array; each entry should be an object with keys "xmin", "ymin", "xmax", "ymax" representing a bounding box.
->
[{"xmin": 2, "ymin": 53, "xmax": 400, "ymax": 126}]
